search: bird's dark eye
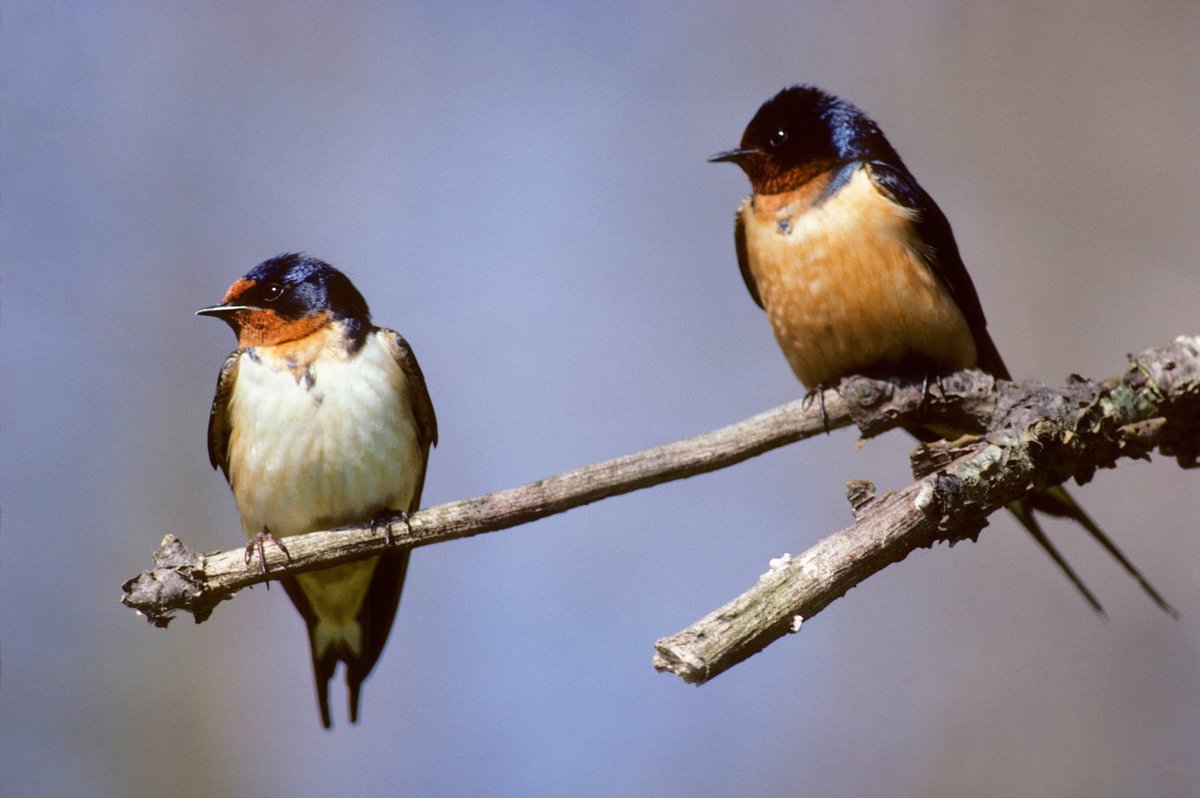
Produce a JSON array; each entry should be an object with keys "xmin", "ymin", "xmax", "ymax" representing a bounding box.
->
[
  {"xmin": 768, "ymin": 128, "xmax": 789, "ymax": 148},
  {"xmin": 262, "ymin": 283, "xmax": 286, "ymax": 302}
]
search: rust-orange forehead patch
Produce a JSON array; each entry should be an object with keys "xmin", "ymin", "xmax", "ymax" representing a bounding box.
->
[{"xmin": 222, "ymin": 277, "xmax": 256, "ymax": 304}]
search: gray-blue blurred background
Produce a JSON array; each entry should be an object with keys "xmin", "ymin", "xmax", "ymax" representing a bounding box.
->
[{"xmin": 4, "ymin": 3, "xmax": 1199, "ymax": 796}]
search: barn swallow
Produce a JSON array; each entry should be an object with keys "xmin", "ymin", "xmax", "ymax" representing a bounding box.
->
[
  {"xmin": 199, "ymin": 253, "xmax": 438, "ymax": 727},
  {"xmin": 713, "ymin": 85, "xmax": 1173, "ymax": 615}
]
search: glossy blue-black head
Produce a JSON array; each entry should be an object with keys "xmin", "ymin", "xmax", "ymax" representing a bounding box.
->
[
  {"xmin": 198, "ymin": 253, "xmax": 372, "ymax": 347},
  {"xmin": 711, "ymin": 85, "xmax": 904, "ymax": 194}
]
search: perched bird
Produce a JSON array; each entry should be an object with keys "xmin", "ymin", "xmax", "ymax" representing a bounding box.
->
[
  {"xmin": 712, "ymin": 85, "xmax": 1172, "ymax": 615},
  {"xmin": 199, "ymin": 253, "xmax": 438, "ymax": 727}
]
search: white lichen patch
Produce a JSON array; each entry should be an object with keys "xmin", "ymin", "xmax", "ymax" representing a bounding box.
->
[
  {"xmin": 914, "ymin": 481, "xmax": 935, "ymax": 510},
  {"xmin": 768, "ymin": 553, "xmax": 792, "ymax": 571}
]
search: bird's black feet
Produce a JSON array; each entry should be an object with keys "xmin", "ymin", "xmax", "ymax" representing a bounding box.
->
[
  {"xmin": 244, "ymin": 526, "xmax": 291, "ymax": 579},
  {"xmin": 802, "ymin": 384, "xmax": 832, "ymax": 434},
  {"xmin": 920, "ymin": 371, "xmax": 948, "ymax": 407},
  {"xmin": 370, "ymin": 509, "xmax": 413, "ymax": 548}
]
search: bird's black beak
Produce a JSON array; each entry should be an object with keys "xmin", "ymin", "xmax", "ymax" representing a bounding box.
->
[
  {"xmin": 708, "ymin": 148, "xmax": 759, "ymax": 164},
  {"xmin": 196, "ymin": 304, "xmax": 252, "ymax": 318}
]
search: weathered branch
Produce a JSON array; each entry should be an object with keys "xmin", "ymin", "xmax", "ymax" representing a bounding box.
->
[
  {"xmin": 124, "ymin": 382, "xmax": 854, "ymax": 625},
  {"xmin": 123, "ymin": 335, "xmax": 1200, "ymax": 688},
  {"xmin": 653, "ymin": 335, "xmax": 1200, "ymax": 683}
]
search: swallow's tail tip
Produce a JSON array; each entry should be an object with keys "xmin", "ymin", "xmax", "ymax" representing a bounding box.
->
[
  {"xmin": 347, "ymin": 673, "xmax": 364, "ymax": 726},
  {"xmin": 318, "ymin": 692, "xmax": 333, "ymax": 730},
  {"xmin": 1142, "ymin": 585, "xmax": 1181, "ymax": 619}
]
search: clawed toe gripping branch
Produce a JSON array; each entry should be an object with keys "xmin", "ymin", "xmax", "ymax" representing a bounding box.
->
[{"xmin": 123, "ymin": 336, "xmax": 1200, "ymax": 680}]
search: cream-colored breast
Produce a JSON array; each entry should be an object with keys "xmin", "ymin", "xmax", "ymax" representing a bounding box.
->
[
  {"xmin": 224, "ymin": 326, "xmax": 426, "ymax": 638},
  {"xmin": 740, "ymin": 166, "xmax": 977, "ymax": 387},
  {"xmin": 225, "ymin": 328, "xmax": 423, "ymax": 540}
]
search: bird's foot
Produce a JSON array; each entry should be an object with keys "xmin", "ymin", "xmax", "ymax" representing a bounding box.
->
[
  {"xmin": 802, "ymin": 384, "xmax": 832, "ymax": 434},
  {"xmin": 371, "ymin": 510, "xmax": 412, "ymax": 548},
  {"xmin": 920, "ymin": 371, "xmax": 948, "ymax": 408},
  {"xmin": 244, "ymin": 526, "xmax": 291, "ymax": 582}
]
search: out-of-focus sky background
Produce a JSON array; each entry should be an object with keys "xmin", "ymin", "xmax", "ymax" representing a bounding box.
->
[{"xmin": 3, "ymin": 2, "xmax": 1199, "ymax": 796}]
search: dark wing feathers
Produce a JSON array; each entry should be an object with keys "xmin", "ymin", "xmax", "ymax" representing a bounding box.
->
[
  {"xmin": 734, "ymin": 210, "xmax": 764, "ymax": 309},
  {"xmin": 382, "ymin": 328, "xmax": 438, "ymax": 456},
  {"xmin": 864, "ymin": 160, "xmax": 1010, "ymax": 380},
  {"xmin": 206, "ymin": 350, "xmax": 241, "ymax": 478}
]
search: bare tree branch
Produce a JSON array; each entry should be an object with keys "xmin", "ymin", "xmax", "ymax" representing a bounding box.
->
[
  {"xmin": 123, "ymin": 334, "xmax": 1200, "ymax": 691},
  {"xmin": 124, "ymin": 380, "xmax": 853, "ymax": 625},
  {"xmin": 653, "ymin": 335, "xmax": 1200, "ymax": 684}
]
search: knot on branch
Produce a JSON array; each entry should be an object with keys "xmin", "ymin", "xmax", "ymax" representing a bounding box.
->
[
  {"xmin": 908, "ymin": 438, "xmax": 995, "ymax": 545},
  {"xmin": 845, "ymin": 479, "xmax": 877, "ymax": 519},
  {"xmin": 121, "ymin": 535, "xmax": 231, "ymax": 626}
]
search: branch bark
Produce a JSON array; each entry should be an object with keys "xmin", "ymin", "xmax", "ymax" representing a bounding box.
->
[
  {"xmin": 123, "ymin": 336, "xmax": 1200, "ymax": 685},
  {"xmin": 124, "ymin": 382, "xmax": 852, "ymax": 626},
  {"xmin": 653, "ymin": 335, "xmax": 1200, "ymax": 683}
]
